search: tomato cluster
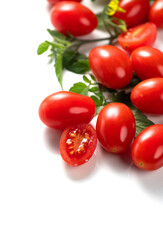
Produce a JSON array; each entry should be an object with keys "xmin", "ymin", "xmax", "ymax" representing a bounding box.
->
[{"xmin": 39, "ymin": 0, "xmax": 163, "ymax": 171}]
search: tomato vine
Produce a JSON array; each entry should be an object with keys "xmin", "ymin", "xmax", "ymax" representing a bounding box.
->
[{"xmin": 37, "ymin": 0, "xmax": 156, "ymax": 137}]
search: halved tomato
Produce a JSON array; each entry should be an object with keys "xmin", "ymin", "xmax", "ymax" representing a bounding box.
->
[
  {"xmin": 60, "ymin": 124, "xmax": 97, "ymax": 166},
  {"xmin": 118, "ymin": 22, "xmax": 157, "ymax": 54}
]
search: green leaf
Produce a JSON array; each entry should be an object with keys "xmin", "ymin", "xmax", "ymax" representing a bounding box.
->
[
  {"xmin": 69, "ymin": 82, "xmax": 89, "ymax": 96},
  {"xmin": 83, "ymin": 76, "xmax": 91, "ymax": 84},
  {"xmin": 63, "ymin": 49, "xmax": 77, "ymax": 66},
  {"xmin": 64, "ymin": 51, "xmax": 90, "ymax": 74},
  {"xmin": 67, "ymin": 59, "xmax": 89, "ymax": 74},
  {"xmin": 90, "ymin": 75, "xmax": 96, "ymax": 82},
  {"xmin": 132, "ymin": 109, "xmax": 154, "ymax": 137},
  {"xmin": 55, "ymin": 52, "xmax": 63, "ymax": 89},
  {"xmin": 96, "ymin": 12, "xmax": 105, "ymax": 29},
  {"xmin": 47, "ymin": 29, "xmax": 66, "ymax": 40},
  {"xmin": 91, "ymin": 95, "xmax": 102, "ymax": 107},
  {"xmin": 89, "ymin": 87, "xmax": 99, "ymax": 92},
  {"xmin": 37, "ymin": 41, "xmax": 49, "ymax": 55}
]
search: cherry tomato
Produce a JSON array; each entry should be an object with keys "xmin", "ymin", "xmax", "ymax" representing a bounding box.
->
[
  {"xmin": 39, "ymin": 91, "xmax": 95, "ymax": 130},
  {"xmin": 118, "ymin": 23, "xmax": 157, "ymax": 54},
  {"xmin": 60, "ymin": 124, "xmax": 97, "ymax": 166},
  {"xmin": 131, "ymin": 78, "xmax": 163, "ymax": 114},
  {"xmin": 89, "ymin": 45, "xmax": 133, "ymax": 89},
  {"xmin": 131, "ymin": 47, "xmax": 163, "ymax": 80},
  {"xmin": 96, "ymin": 103, "xmax": 136, "ymax": 154},
  {"xmin": 114, "ymin": 0, "xmax": 150, "ymax": 28},
  {"xmin": 131, "ymin": 125, "xmax": 163, "ymax": 171},
  {"xmin": 149, "ymin": 0, "xmax": 163, "ymax": 28},
  {"xmin": 47, "ymin": 0, "xmax": 81, "ymax": 6},
  {"xmin": 50, "ymin": 2, "xmax": 97, "ymax": 36}
]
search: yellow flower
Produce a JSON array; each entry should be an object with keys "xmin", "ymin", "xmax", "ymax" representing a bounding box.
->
[{"xmin": 107, "ymin": 0, "xmax": 126, "ymax": 16}]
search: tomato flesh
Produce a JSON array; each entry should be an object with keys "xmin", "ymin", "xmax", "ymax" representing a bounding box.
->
[
  {"xmin": 89, "ymin": 45, "xmax": 133, "ymax": 89},
  {"xmin": 39, "ymin": 91, "xmax": 95, "ymax": 130},
  {"xmin": 60, "ymin": 124, "xmax": 97, "ymax": 166},
  {"xmin": 118, "ymin": 23, "xmax": 157, "ymax": 54},
  {"xmin": 96, "ymin": 103, "xmax": 136, "ymax": 154},
  {"xmin": 131, "ymin": 78, "xmax": 163, "ymax": 114},
  {"xmin": 149, "ymin": 0, "xmax": 163, "ymax": 28},
  {"xmin": 114, "ymin": 0, "xmax": 150, "ymax": 28},
  {"xmin": 50, "ymin": 2, "xmax": 97, "ymax": 36},
  {"xmin": 131, "ymin": 125, "xmax": 163, "ymax": 171},
  {"xmin": 131, "ymin": 46, "xmax": 163, "ymax": 81}
]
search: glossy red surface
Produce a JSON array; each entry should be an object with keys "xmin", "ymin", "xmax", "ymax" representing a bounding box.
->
[
  {"xmin": 118, "ymin": 23, "xmax": 157, "ymax": 54},
  {"xmin": 89, "ymin": 45, "xmax": 133, "ymax": 89},
  {"xmin": 50, "ymin": 1, "xmax": 97, "ymax": 36},
  {"xmin": 47, "ymin": 0, "xmax": 81, "ymax": 6},
  {"xmin": 39, "ymin": 91, "xmax": 96, "ymax": 130},
  {"xmin": 131, "ymin": 46, "xmax": 163, "ymax": 80},
  {"xmin": 131, "ymin": 78, "xmax": 163, "ymax": 114},
  {"xmin": 96, "ymin": 103, "xmax": 136, "ymax": 154},
  {"xmin": 60, "ymin": 124, "xmax": 97, "ymax": 166},
  {"xmin": 149, "ymin": 0, "xmax": 163, "ymax": 28},
  {"xmin": 131, "ymin": 125, "xmax": 163, "ymax": 171},
  {"xmin": 114, "ymin": 0, "xmax": 150, "ymax": 28}
]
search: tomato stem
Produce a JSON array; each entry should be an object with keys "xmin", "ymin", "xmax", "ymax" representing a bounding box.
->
[{"xmin": 74, "ymin": 35, "xmax": 117, "ymax": 47}]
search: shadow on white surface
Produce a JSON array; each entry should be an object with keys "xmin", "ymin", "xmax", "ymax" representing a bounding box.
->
[
  {"xmin": 131, "ymin": 166, "xmax": 163, "ymax": 200},
  {"xmin": 97, "ymin": 144, "xmax": 133, "ymax": 174},
  {"xmin": 63, "ymin": 153, "xmax": 97, "ymax": 181},
  {"xmin": 44, "ymin": 127, "xmax": 97, "ymax": 180},
  {"xmin": 147, "ymin": 114, "xmax": 163, "ymax": 125},
  {"xmin": 43, "ymin": 127, "xmax": 163, "ymax": 200},
  {"xmin": 44, "ymin": 127, "xmax": 62, "ymax": 154}
]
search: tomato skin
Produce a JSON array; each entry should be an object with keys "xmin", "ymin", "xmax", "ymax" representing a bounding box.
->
[
  {"xmin": 149, "ymin": 0, "xmax": 163, "ymax": 28},
  {"xmin": 96, "ymin": 103, "xmax": 136, "ymax": 154},
  {"xmin": 131, "ymin": 125, "xmax": 163, "ymax": 171},
  {"xmin": 50, "ymin": 2, "xmax": 97, "ymax": 36},
  {"xmin": 89, "ymin": 45, "xmax": 133, "ymax": 89},
  {"xmin": 60, "ymin": 124, "xmax": 97, "ymax": 166},
  {"xmin": 131, "ymin": 78, "xmax": 163, "ymax": 114},
  {"xmin": 131, "ymin": 47, "xmax": 163, "ymax": 81},
  {"xmin": 39, "ymin": 91, "xmax": 96, "ymax": 130},
  {"xmin": 118, "ymin": 23, "xmax": 157, "ymax": 54},
  {"xmin": 114, "ymin": 0, "xmax": 150, "ymax": 28},
  {"xmin": 47, "ymin": 0, "xmax": 81, "ymax": 6}
]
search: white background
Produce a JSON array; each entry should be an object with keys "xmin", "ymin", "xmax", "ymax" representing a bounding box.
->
[{"xmin": 0, "ymin": 0, "xmax": 163, "ymax": 239}]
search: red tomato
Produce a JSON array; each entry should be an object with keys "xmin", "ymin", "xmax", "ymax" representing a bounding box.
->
[
  {"xmin": 96, "ymin": 103, "xmax": 136, "ymax": 154},
  {"xmin": 131, "ymin": 125, "xmax": 163, "ymax": 171},
  {"xmin": 149, "ymin": 0, "xmax": 163, "ymax": 28},
  {"xmin": 50, "ymin": 2, "xmax": 97, "ymax": 36},
  {"xmin": 118, "ymin": 23, "xmax": 157, "ymax": 54},
  {"xmin": 114, "ymin": 0, "xmax": 150, "ymax": 28},
  {"xmin": 60, "ymin": 124, "xmax": 97, "ymax": 166},
  {"xmin": 131, "ymin": 78, "xmax": 163, "ymax": 114},
  {"xmin": 47, "ymin": 0, "xmax": 81, "ymax": 6},
  {"xmin": 39, "ymin": 91, "xmax": 95, "ymax": 130},
  {"xmin": 89, "ymin": 45, "xmax": 133, "ymax": 89},
  {"xmin": 131, "ymin": 46, "xmax": 163, "ymax": 80}
]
